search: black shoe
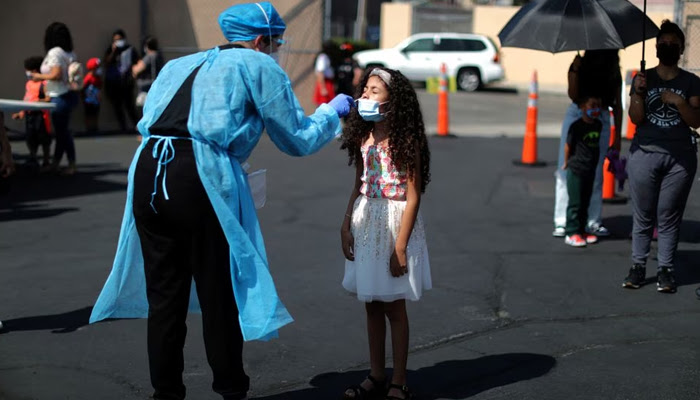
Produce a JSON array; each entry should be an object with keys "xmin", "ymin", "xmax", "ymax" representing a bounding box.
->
[
  {"xmin": 657, "ymin": 267, "xmax": 677, "ymax": 293},
  {"xmin": 695, "ymin": 287, "xmax": 700, "ymax": 299},
  {"xmin": 622, "ymin": 264, "xmax": 646, "ymax": 289}
]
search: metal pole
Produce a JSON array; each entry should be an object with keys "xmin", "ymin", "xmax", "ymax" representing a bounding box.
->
[
  {"xmin": 324, "ymin": 0, "xmax": 332, "ymax": 40},
  {"xmin": 641, "ymin": 0, "xmax": 647, "ymax": 72},
  {"xmin": 354, "ymin": 0, "xmax": 367, "ymax": 41},
  {"xmin": 140, "ymin": 0, "xmax": 148, "ymax": 43},
  {"xmin": 673, "ymin": 0, "xmax": 683, "ymax": 26}
]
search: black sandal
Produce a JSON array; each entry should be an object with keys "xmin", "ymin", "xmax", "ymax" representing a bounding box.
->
[
  {"xmin": 343, "ymin": 374, "xmax": 386, "ymax": 399},
  {"xmin": 385, "ymin": 383, "xmax": 411, "ymax": 400}
]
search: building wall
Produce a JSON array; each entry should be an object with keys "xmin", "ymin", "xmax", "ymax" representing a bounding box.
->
[
  {"xmin": 1, "ymin": 0, "xmax": 321, "ymax": 134},
  {"xmin": 380, "ymin": 3, "xmax": 413, "ymax": 49}
]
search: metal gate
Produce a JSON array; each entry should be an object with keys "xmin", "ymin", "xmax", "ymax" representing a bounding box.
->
[
  {"xmin": 677, "ymin": 0, "xmax": 700, "ymax": 75},
  {"xmin": 412, "ymin": 3, "xmax": 473, "ymax": 34}
]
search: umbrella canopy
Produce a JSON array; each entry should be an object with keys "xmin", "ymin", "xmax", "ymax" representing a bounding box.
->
[{"xmin": 498, "ymin": 0, "xmax": 659, "ymax": 53}]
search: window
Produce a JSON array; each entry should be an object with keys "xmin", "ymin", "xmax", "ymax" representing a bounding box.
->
[
  {"xmin": 436, "ymin": 39, "xmax": 487, "ymax": 52},
  {"xmin": 403, "ymin": 39, "xmax": 435, "ymax": 52}
]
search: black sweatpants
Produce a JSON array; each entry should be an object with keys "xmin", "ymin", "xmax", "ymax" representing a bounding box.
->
[
  {"xmin": 105, "ymin": 79, "xmax": 138, "ymax": 131},
  {"xmin": 628, "ymin": 145, "xmax": 697, "ymax": 268},
  {"xmin": 133, "ymin": 138, "xmax": 249, "ymax": 400}
]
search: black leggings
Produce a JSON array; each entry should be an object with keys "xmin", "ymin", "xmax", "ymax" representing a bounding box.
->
[{"xmin": 133, "ymin": 139, "xmax": 249, "ymax": 400}]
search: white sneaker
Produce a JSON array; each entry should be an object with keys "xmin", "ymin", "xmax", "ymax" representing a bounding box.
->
[
  {"xmin": 587, "ymin": 224, "xmax": 610, "ymax": 237},
  {"xmin": 552, "ymin": 226, "xmax": 566, "ymax": 237}
]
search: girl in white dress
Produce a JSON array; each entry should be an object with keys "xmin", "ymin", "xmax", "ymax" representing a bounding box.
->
[{"xmin": 340, "ymin": 67, "xmax": 431, "ymax": 400}]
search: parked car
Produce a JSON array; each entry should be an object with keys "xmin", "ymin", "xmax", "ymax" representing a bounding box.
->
[{"xmin": 353, "ymin": 33, "xmax": 505, "ymax": 92}]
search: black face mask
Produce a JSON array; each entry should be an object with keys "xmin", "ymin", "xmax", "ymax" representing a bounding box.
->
[{"xmin": 657, "ymin": 43, "xmax": 681, "ymax": 66}]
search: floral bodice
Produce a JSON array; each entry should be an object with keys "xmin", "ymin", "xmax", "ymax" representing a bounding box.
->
[{"xmin": 360, "ymin": 143, "xmax": 407, "ymax": 200}]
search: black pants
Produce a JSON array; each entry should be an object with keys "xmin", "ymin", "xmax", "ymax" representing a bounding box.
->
[
  {"xmin": 25, "ymin": 112, "xmax": 51, "ymax": 152},
  {"xmin": 105, "ymin": 79, "xmax": 138, "ymax": 131},
  {"xmin": 565, "ymin": 169, "xmax": 595, "ymax": 235},
  {"xmin": 133, "ymin": 139, "xmax": 249, "ymax": 400}
]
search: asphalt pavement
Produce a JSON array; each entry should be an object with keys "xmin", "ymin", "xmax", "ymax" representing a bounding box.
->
[{"xmin": 1, "ymin": 89, "xmax": 699, "ymax": 400}]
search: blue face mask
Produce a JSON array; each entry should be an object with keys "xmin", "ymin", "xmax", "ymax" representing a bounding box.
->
[
  {"xmin": 356, "ymin": 99, "xmax": 387, "ymax": 122},
  {"xmin": 586, "ymin": 107, "xmax": 601, "ymax": 119}
]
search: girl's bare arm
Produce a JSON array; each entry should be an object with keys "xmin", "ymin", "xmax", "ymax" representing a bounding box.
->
[
  {"xmin": 341, "ymin": 154, "xmax": 364, "ymax": 261},
  {"xmin": 395, "ymin": 149, "xmax": 422, "ymax": 253}
]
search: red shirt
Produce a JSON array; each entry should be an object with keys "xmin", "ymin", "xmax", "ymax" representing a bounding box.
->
[
  {"xmin": 23, "ymin": 80, "xmax": 45, "ymax": 102},
  {"xmin": 83, "ymin": 72, "xmax": 101, "ymax": 88}
]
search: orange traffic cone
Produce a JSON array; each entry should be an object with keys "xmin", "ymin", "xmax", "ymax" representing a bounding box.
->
[
  {"xmin": 513, "ymin": 70, "xmax": 545, "ymax": 166},
  {"xmin": 624, "ymin": 70, "xmax": 638, "ymax": 140},
  {"xmin": 603, "ymin": 107, "xmax": 627, "ymax": 204},
  {"xmin": 437, "ymin": 63, "xmax": 450, "ymax": 137}
]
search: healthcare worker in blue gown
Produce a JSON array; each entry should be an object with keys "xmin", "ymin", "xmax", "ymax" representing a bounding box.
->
[{"xmin": 88, "ymin": 2, "xmax": 354, "ymax": 399}]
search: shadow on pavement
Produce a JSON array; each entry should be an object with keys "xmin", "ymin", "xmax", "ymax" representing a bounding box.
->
[
  {"xmin": 0, "ymin": 161, "xmax": 127, "ymax": 222},
  {"xmin": 0, "ymin": 306, "xmax": 93, "ymax": 334},
  {"xmin": 601, "ymin": 215, "xmax": 700, "ymax": 244},
  {"xmin": 253, "ymin": 353, "xmax": 555, "ymax": 400},
  {"xmin": 674, "ymin": 250, "xmax": 700, "ymax": 288},
  {"xmin": 480, "ymin": 86, "xmax": 519, "ymax": 94},
  {"xmin": 0, "ymin": 203, "xmax": 79, "ymax": 221}
]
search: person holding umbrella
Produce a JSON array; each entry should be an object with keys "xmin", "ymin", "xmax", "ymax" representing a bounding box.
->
[{"xmin": 622, "ymin": 20, "xmax": 700, "ymax": 293}]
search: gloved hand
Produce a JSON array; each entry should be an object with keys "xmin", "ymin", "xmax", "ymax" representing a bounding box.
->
[
  {"xmin": 606, "ymin": 148, "xmax": 628, "ymax": 190},
  {"xmin": 328, "ymin": 94, "xmax": 355, "ymax": 118}
]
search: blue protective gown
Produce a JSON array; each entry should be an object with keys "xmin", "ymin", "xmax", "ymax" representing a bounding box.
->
[{"xmin": 89, "ymin": 46, "xmax": 341, "ymax": 341}]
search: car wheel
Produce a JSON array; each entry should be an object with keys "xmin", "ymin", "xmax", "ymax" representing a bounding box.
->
[{"xmin": 457, "ymin": 68, "xmax": 481, "ymax": 92}]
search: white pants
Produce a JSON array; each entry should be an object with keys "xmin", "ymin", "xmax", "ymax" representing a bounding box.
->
[{"xmin": 553, "ymin": 103, "xmax": 611, "ymax": 228}]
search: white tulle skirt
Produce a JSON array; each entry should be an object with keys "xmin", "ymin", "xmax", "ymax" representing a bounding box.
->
[{"xmin": 343, "ymin": 195, "xmax": 432, "ymax": 302}]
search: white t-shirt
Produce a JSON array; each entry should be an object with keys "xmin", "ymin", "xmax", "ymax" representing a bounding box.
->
[
  {"xmin": 315, "ymin": 53, "xmax": 334, "ymax": 79},
  {"xmin": 41, "ymin": 46, "xmax": 77, "ymax": 97}
]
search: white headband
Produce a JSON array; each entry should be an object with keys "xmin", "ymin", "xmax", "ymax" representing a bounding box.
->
[{"xmin": 370, "ymin": 68, "xmax": 391, "ymax": 86}]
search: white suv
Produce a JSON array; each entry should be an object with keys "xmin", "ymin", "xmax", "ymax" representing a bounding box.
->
[{"xmin": 353, "ymin": 33, "xmax": 504, "ymax": 92}]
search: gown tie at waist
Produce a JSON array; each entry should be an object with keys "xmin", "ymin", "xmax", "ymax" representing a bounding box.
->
[{"xmin": 148, "ymin": 135, "xmax": 193, "ymax": 213}]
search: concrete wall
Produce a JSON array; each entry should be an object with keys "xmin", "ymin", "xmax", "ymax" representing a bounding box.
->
[
  {"xmin": 474, "ymin": 5, "xmax": 673, "ymax": 92},
  {"xmin": 0, "ymin": 0, "xmax": 321, "ymax": 134},
  {"xmin": 380, "ymin": 3, "xmax": 413, "ymax": 49}
]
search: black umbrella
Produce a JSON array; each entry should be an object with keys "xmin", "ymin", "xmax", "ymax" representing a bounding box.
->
[{"xmin": 498, "ymin": 0, "xmax": 659, "ymax": 54}]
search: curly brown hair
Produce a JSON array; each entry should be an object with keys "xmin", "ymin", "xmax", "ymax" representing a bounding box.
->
[{"xmin": 340, "ymin": 67, "xmax": 431, "ymax": 192}]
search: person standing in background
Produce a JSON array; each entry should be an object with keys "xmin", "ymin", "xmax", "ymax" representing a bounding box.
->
[
  {"xmin": 82, "ymin": 57, "xmax": 102, "ymax": 133},
  {"xmin": 552, "ymin": 50, "xmax": 622, "ymax": 238},
  {"xmin": 335, "ymin": 42, "xmax": 363, "ymax": 97},
  {"xmin": 32, "ymin": 22, "xmax": 79, "ymax": 175},
  {"xmin": 313, "ymin": 40, "xmax": 335, "ymax": 106},
  {"xmin": 104, "ymin": 29, "xmax": 140, "ymax": 132},
  {"xmin": 622, "ymin": 20, "xmax": 700, "ymax": 294},
  {"xmin": 133, "ymin": 36, "xmax": 164, "ymax": 110}
]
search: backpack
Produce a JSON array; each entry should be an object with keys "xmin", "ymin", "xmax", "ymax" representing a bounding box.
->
[{"xmin": 68, "ymin": 61, "xmax": 84, "ymax": 91}]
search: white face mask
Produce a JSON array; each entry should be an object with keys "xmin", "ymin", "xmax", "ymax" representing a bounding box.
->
[
  {"xmin": 356, "ymin": 99, "xmax": 388, "ymax": 122},
  {"xmin": 114, "ymin": 39, "xmax": 126, "ymax": 48}
]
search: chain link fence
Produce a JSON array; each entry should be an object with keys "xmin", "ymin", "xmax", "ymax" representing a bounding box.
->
[{"xmin": 678, "ymin": 0, "xmax": 700, "ymax": 75}]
